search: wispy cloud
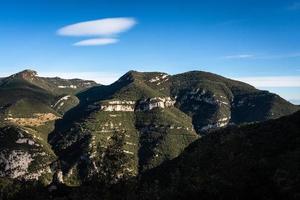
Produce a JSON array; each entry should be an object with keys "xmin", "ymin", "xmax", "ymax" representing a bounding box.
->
[
  {"xmin": 287, "ymin": 2, "xmax": 300, "ymax": 10},
  {"xmin": 233, "ymin": 76, "xmax": 300, "ymax": 87},
  {"xmin": 39, "ymin": 71, "xmax": 122, "ymax": 85},
  {"xmin": 57, "ymin": 18, "xmax": 136, "ymax": 36},
  {"xmin": 221, "ymin": 52, "xmax": 300, "ymax": 60},
  {"xmin": 57, "ymin": 17, "xmax": 137, "ymax": 46},
  {"xmin": 221, "ymin": 54, "xmax": 254, "ymax": 59},
  {"xmin": 74, "ymin": 38, "xmax": 118, "ymax": 46},
  {"xmin": 259, "ymin": 52, "xmax": 300, "ymax": 59}
]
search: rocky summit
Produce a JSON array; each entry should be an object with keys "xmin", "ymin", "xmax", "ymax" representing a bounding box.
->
[{"xmin": 0, "ymin": 70, "xmax": 299, "ymax": 200}]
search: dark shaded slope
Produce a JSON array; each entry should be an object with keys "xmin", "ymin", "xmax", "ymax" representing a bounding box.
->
[
  {"xmin": 169, "ymin": 71, "xmax": 299, "ymax": 133},
  {"xmin": 140, "ymin": 111, "xmax": 300, "ymax": 200}
]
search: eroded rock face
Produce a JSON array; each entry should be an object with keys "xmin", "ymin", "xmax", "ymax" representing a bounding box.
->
[
  {"xmin": 175, "ymin": 88, "xmax": 232, "ymax": 133},
  {"xmin": 148, "ymin": 73, "xmax": 169, "ymax": 86},
  {"xmin": 99, "ymin": 97, "xmax": 176, "ymax": 112},
  {"xmin": 0, "ymin": 150, "xmax": 33, "ymax": 178},
  {"xmin": 137, "ymin": 97, "xmax": 176, "ymax": 111},
  {"xmin": 0, "ymin": 126, "xmax": 55, "ymax": 181},
  {"xmin": 0, "ymin": 148, "xmax": 52, "ymax": 180},
  {"xmin": 100, "ymin": 100, "xmax": 135, "ymax": 112},
  {"xmin": 200, "ymin": 116, "xmax": 231, "ymax": 131}
]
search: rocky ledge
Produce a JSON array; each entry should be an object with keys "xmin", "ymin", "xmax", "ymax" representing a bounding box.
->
[{"xmin": 99, "ymin": 97, "xmax": 176, "ymax": 112}]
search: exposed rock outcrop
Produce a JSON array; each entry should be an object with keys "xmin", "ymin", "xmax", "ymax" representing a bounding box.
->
[
  {"xmin": 137, "ymin": 97, "xmax": 175, "ymax": 111},
  {"xmin": 100, "ymin": 100, "xmax": 135, "ymax": 112},
  {"xmin": 99, "ymin": 97, "xmax": 176, "ymax": 112}
]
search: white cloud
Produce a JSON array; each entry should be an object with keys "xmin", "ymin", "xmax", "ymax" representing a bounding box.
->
[
  {"xmin": 57, "ymin": 17, "xmax": 136, "ymax": 46},
  {"xmin": 38, "ymin": 71, "xmax": 122, "ymax": 85},
  {"xmin": 74, "ymin": 38, "xmax": 118, "ymax": 46},
  {"xmin": 57, "ymin": 17, "xmax": 137, "ymax": 36},
  {"xmin": 231, "ymin": 76, "xmax": 300, "ymax": 103},
  {"xmin": 221, "ymin": 54, "xmax": 254, "ymax": 59},
  {"xmin": 233, "ymin": 76, "xmax": 300, "ymax": 87},
  {"xmin": 221, "ymin": 52, "xmax": 300, "ymax": 60},
  {"xmin": 257, "ymin": 87, "xmax": 300, "ymax": 104}
]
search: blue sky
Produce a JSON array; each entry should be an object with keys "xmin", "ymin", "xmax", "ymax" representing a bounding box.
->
[{"xmin": 0, "ymin": 0, "xmax": 300, "ymax": 103}]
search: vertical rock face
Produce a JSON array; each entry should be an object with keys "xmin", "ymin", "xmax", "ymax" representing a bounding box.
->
[
  {"xmin": 98, "ymin": 97, "xmax": 176, "ymax": 112},
  {"xmin": 0, "ymin": 150, "xmax": 34, "ymax": 178},
  {"xmin": 170, "ymin": 71, "xmax": 299, "ymax": 134},
  {"xmin": 100, "ymin": 100, "xmax": 136, "ymax": 112},
  {"xmin": 137, "ymin": 97, "xmax": 176, "ymax": 111},
  {"xmin": 174, "ymin": 88, "xmax": 232, "ymax": 133},
  {"xmin": 0, "ymin": 126, "xmax": 55, "ymax": 182}
]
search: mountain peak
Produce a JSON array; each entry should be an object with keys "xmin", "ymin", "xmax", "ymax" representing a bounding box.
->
[
  {"xmin": 117, "ymin": 70, "xmax": 170, "ymax": 83},
  {"xmin": 116, "ymin": 70, "xmax": 141, "ymax": 83},
  {"xmin": 13, "ymin": 69, "xmax": 38, "ymax": 80}
]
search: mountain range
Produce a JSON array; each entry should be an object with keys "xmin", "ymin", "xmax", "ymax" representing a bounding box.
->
[{"xmin": 0, "ymin": 69, "xmax": 299, "ymax": 199}]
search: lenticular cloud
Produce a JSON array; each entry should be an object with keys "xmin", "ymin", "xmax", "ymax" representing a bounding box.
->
[
  {"xmin": 57, "ymin": 18, "xmax": 136, "ymax": 36},
  {"xmin": 73, "ymin": 38, "xmax": 118, "ymax": 46},
  {"xmin": 57, "ymin": 17, "xmax": 136, "ymax": 46}
]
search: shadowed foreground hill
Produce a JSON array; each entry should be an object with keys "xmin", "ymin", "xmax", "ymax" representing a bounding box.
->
[
  {"xmin": 139, "ymin": 111, "xmax": 300, "ymax": 200},
  {"xmin": 3, "ymin": 110, "xmax": 299, "ymax": 200}
]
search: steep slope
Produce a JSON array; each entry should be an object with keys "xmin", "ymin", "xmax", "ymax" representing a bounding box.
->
[
  {"xmin": 49, "ymin": 70, "xmax": 298, "ymax": 185},
  {"xmin": 49, "ymin": 71, "xmax": 199, "ymax": 184},
  {"xmin": 79, "ymin": 70, "xmax": 299, "ymax": 135},
  {"xmin": 139, "ymin": 111, "xmax": 300, "ymax": 200},
  {"xmin": 80, "ymin": 70, "xmax": 299, "ymax": 134},
  {"xmin": 1, "ymin": 69, "xmax": 298, "ymax": 186},
  {"xmin": 169, "ymin": 71, "xmax": 298, "ymax": 133},
  {"xmin": 0, "ymin": 126, "xmax": 55, "ymax": 183},
  {"xmin": 0, "ymin": 69, "xmax": 96, "ymax": 183}
]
